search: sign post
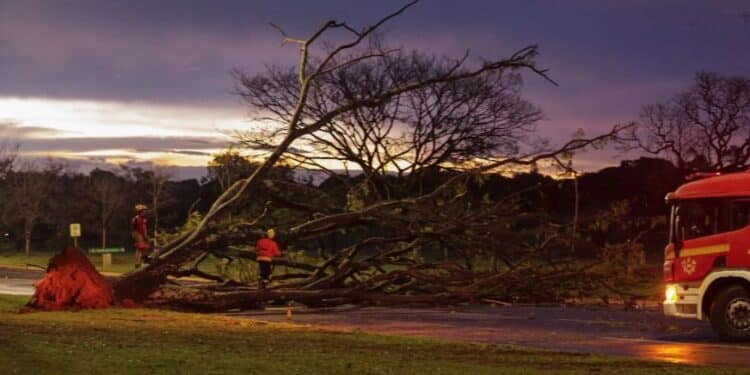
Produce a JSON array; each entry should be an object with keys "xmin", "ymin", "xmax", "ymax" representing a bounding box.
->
[
  {"xmin": 69, "ymin": 223, "xmax": 81, "ymax": 248},
  {"xmin": 89, "ymin": 247, "xmax": 125, "ymax": 270}
]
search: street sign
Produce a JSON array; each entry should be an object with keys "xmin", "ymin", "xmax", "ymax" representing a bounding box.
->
[{"xmin": 69, "ymin": 223, "xmax": 81, "ymax": 237}]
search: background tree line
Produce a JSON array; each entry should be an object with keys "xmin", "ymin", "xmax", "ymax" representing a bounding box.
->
[
  {"xmin": 0, "ymin": 159, "xmax": 205, "ymax": 254},
  {"xmin": 0, "ymin": 143, "xmax": 682, "ymax": 261}
]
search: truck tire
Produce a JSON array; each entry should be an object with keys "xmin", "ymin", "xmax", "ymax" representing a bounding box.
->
[{"xmin": 709, "ymin": 284, "xmax": 750, "ymax": 341}]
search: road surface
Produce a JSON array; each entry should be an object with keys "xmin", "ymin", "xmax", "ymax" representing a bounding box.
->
[
  {"xmin": 0, "ymin": 267, "xmax": 38, "ymax": 296},
  {"xmin": 2, "ymin": 266, "xmax": 750, "ymax": 367},
  {"xmin": 233, "ymin": 306, "xmax": 750, "ymax": 367}
]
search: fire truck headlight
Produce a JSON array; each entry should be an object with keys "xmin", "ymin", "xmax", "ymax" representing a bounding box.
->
[{"xmin": 665, "ymin": 285, "xmax": 678, "ymax": 303}]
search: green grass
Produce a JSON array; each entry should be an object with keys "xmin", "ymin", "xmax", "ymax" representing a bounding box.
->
[
  {"xmin": 0, "ymin": 250, "xmax": 230, "ymax": 276},
  {"xmin": 0, "ymin": 250, "xmax": 136, "ymax": 274},
  {"xmin": 0, "ymin": 295, "xmax": 743, "ymax": 375},
  {"xmin": 0, "ymin": 250, "xmax": 254, "ymax": 278}
]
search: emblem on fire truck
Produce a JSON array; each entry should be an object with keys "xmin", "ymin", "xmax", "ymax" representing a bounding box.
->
[{"xmin": 681, "ymin": 257, "xmax": 697, "ymax": 275}]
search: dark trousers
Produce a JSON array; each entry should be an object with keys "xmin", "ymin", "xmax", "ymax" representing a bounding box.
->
[{"xmin": 259, "ymin": 261, "xmax": 273, "ymax": 286}]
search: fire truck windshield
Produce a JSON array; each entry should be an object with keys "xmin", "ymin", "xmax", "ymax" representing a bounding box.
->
[
  {"xmin": 672, "ymin": 199, "xmax": 728, "ymax": 241},
  {"xmin": 671, "ymin": 198, "xmax": 750, "ymax": 242}
]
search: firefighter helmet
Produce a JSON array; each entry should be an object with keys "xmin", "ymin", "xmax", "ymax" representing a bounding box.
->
[{"xmin": 135, "ymin": 204, "xmax": 148, "ymax": 212}]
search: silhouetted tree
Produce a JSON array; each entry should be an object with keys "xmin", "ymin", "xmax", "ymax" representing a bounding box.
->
[
  {"xmin": 3, "ymin": 161, "xmax": 62, "ymax": 254},
  {"xmin": 147, "ymin": 166, "xmax": 176, "ymax": 247},
  {"xmin": 90, "ymin": 169, "xmax": 127, "ymax": 248},
  {"xmin": 0, "ymin": 142, "xmax": 17, "ymax": 179},
  {"xmin": 632, "ymin": 71, "xmax": 750, "ymax": 173},
  {"xmin": 205, "ymin": 148, "xmax": 257, "ymax": 194},
  {"xmin": 234, "ymin": 49, "xmax": 544, "ymax": 200}
]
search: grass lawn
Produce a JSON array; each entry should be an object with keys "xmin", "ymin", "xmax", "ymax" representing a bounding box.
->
[
  {"xmin": 0, "ymin": 295, "xmax": 744, "ymax": 375},
  {"xmin": 0, "ymin": 250, "xmax": 137, "ymax": 274},
  {"xmin": 0, "ymin": 250, "xmax": 249, "ymax": 278}
]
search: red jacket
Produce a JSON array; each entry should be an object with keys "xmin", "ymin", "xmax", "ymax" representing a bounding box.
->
[
  {"xmin": 256, "ymin": 238, "xmax": 281, "ymax": 261},
  {"xmin": 132, "ymin": 215, "xmax": 148, "ymax": 237},
  {"xmin": 131, "ymin": 215, "xmax": 150, "ymax": 251}
]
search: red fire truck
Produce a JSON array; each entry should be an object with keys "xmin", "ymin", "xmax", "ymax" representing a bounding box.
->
[{"xmin": 663, "ymin": 172, "xmax": 750, "ymax": 340}]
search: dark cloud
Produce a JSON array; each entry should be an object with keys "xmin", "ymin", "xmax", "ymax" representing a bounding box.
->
[
  {"xmin": 17, "ymin": 136, "xmax": 227, "ymax": 153},
  {"xmin": 1, "ymin": 0, "xmax": 417, "ymax": 37},
  {"xmin": 169, "ymin": 150, "xmax": 213, "ymax": 156},
  {"xmin": 3, "ymin": 0, "xmax": 748, "ymax": 105},
  {"xmin": 1, "ymin": 0, "xmax": 414, "ymax": 103},
  {"xmin": 1, "ymin": 0, "xmax": 749, "ymax": 167},
  {"xmin": 16, "ymin": 154, "xmax": 209, "ymax": 180},
  {"xmin": 0, "ymin": 120, "xmax": 59, "ymax": 137}
]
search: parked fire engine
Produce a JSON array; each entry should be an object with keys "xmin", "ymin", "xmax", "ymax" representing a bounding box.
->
[{"xmin": 663, "ymin": 171, "xmax": 750, "ymax": 340}]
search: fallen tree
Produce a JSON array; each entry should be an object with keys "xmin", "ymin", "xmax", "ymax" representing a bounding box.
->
[{"xmin": 108, "ymin": 1, "xmax": 644, "ymax": 310}]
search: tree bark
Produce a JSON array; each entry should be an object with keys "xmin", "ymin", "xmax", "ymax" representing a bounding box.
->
[
  {"xmin": 146, "ymin": 285, "xmax": 454, "ymax": 312},
  {"xmin": 24, "ymin": 230, "xmax": 30, "ymax": 256}
]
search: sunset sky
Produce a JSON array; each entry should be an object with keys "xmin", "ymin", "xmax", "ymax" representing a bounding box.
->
[{"xmin": 1, "ymin": 0, "xmax": 749, "ymax": 179}]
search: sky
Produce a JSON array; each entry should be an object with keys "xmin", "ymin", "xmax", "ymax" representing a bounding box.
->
[{"xmin": 1, "ymin": 0, "xmax": 749, "ymax": 179}]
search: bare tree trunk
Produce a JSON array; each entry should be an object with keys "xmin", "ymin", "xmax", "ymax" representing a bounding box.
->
[
  {"xmin": 24, "ymin": 230, "xmax": 30, "ymax": 256},
  {"xmin": 153, "ymin": 210, "xmax": 159, "ymax": 248},
  {"xmin": 102, "ymin": 227, "xmax": 107, "ymax": 249},
  {"xmin": 571, "ymin": 170, "xmax": 579, "ymax": 253}
]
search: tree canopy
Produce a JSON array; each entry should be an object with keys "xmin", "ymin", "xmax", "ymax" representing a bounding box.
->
[{"xmin": 632, "ymin": 71, "xmax": 750, "ymax": 173}]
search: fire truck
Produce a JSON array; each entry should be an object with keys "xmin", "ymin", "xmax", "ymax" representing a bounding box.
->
[{"xmin": 663, "ymin": 172, "xmax": 750, "ymax": 340}]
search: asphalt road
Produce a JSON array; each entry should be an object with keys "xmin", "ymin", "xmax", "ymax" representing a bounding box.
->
[
  {"xmin": 232, "ymin": 305, "xmax": 750, "ymax": 367},
  {"xmin": 0, "ymin": 267, "xmax": 39, "ymax": 296},
  {"xmin": 3, "ymin": 266, "xmax": 750, "ymax": 367}
]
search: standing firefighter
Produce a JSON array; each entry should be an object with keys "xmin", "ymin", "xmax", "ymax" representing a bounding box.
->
[
  {"xmin": 131, "ymin": 204, "xmax": 152, "ymax": 268},
  {"xmin": 255, "ymin": 228, "xmax": 281, "ymax": 289}
]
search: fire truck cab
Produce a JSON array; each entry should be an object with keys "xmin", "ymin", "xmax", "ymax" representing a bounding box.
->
[{"xmin": 664, "ymin": 172, "xmax": 750, "ymax": 340}]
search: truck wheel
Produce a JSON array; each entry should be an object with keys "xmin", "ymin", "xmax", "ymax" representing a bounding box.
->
[{"xmin": 709, "ymin": 284, "xmax": 750, "ymax": 341}]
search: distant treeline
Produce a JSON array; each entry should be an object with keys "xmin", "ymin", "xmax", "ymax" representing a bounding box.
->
[{"xmin": 0, "ymin": 155, "xmax": 683, "ymax": 256}]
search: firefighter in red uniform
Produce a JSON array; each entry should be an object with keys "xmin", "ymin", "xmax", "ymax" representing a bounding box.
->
[
  {"xmin": 132, "ymin": 204, "xmax": 152, "ymax": 268},
  {"xmin": 255, "ymin": 228, "xmax": 281, "ymax": 289}
]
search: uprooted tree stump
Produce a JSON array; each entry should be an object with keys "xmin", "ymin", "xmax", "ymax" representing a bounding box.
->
[{"xmin": 28, "ymin": 247, "xmax": 114, "ymax": 310}]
